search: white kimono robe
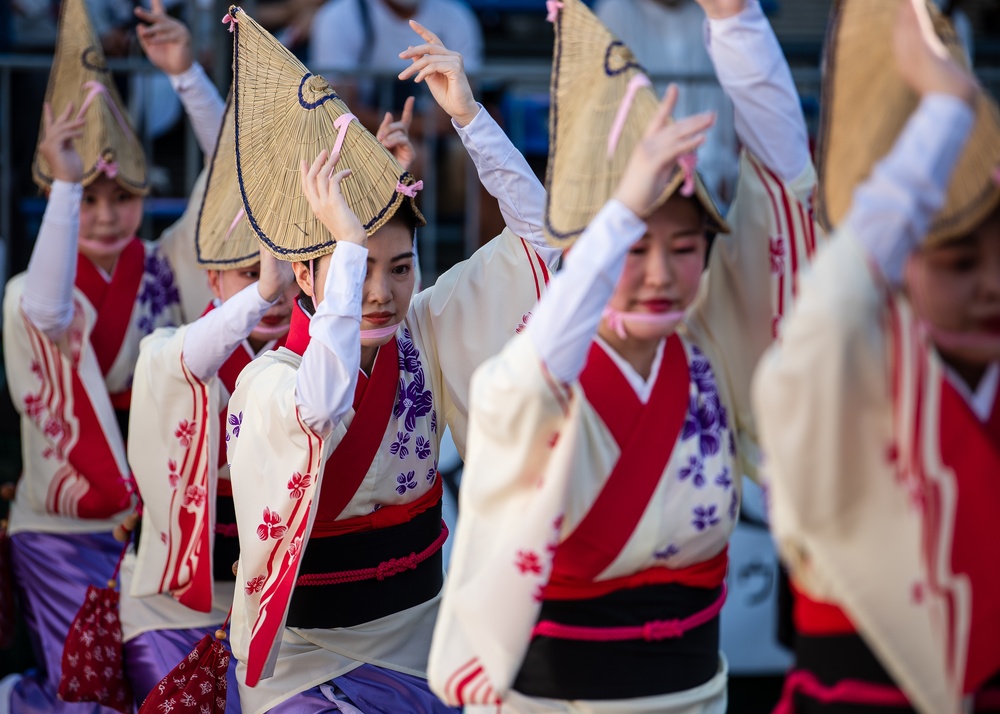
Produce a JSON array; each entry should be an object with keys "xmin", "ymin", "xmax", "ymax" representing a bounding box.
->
[
  {"xmin": 226, "ymin": 228, "xmax": 552, "ymax": 714},
  {"xmin": 428, "ymin": 150, "xmax": 819, "ymax": 712}
]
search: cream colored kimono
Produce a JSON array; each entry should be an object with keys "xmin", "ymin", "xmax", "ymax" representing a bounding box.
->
[
  {"xmin": 753, "ymin": 226, "xmax": 1000, "ymax": 714},
  {"xmin": 429, "ymin": 152, "xmax": 820, "ymax": 712},
  {"xmin": 226, "ymin": 228, "xmax": 551, "ymax": 714}
]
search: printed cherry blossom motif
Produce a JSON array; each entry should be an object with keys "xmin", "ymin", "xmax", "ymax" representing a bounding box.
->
[
  {"xmin": 160, "ymin": 532, "xmax": 168, "ymax": 544},
  {"xmin": 227, "ymin": 411, "xmax": 243, "ymax": 442},
  {"xmin": 516, "ymin": 312, "xmax": 532, "ymax": 334},
  {"xmin": 682, "ymin": 395, "xmax": 721, "ymax": 458},
  {"xmin": 44, "ymin": 417, "xmax": 65, "ymax": 440},
  {"xmin": 715, "ymin": 467, "xmax": 732, "ymax": 490},
  {"xmin": 692, "ymin": 504, "xmax": 721, "ymax": 531},
  {"xmin": 390, "ymin": 431, "xmax": 410, "ymax": 458},
  {"xmin": 287, "ymin": 536, "xmax": 303, "ymax": 564},
  {"xmin": 397, "ymin": 328, "xmax": 423, "ymax": 376},
  {"xmin": 23, "ymin": 392, "xmax": 44, "ymax": 420},
  {"xmin": 426, "ymin": 459, "xmax": 438, "ymax": 482},
  {"xmin": 369, "ymin": 503, "xmax": 383, "ymax": 514},
  {"xmin": 175, "ymin": 420, "xmax": 197, "ymax": 448},
  {"xmin": 168, "ymin": 459, "xmax": 180, "ymax": 489},
  {"xmin": 772, "ymin": 315, "xmax": 782, "ymax": 340},
  {"xmin": 728, "ymin": 490, "xmax": 739, "ymax": 521},
  {"xmin": 415, "ymin": 435, "xmax": 431, "ymax": 460},
  {"xmin": 182, "ymin": 484, "xmax": 207, "ymax": 512},
  {"xmin": 244, "ymin": 575, "xmax": 266, "ymax": 595},
  {"xmin": 678, "ymin": 455, "xmax": 705, "ymax": 488},
  {"xmin": 769, "ymin": 236, "xmax": 786, "ymax": 274},
  {"xmin": 655, "ymin": 544, "xmax": 680, "ymax": 561},
  {"xmin": 430, "ymin": 410, "xmax": 437, "ymax": 435},
  {"xmin": 514, "ymin": 549, "xmax": 543, "ymax": 575},
  {"xmin": 396, "ymin": 471, "xmax": 417, "ymax": 495},
  {"xmin": 256, "ymin": 507, "xmax": 287, "ymax": 541},
  {"xmin": 29, "ymin": 360, "xmax": 42, "ymax": 378},
  {"xmin": 137, "ymin": 250, "xmax": 181, "ymax": 334},
  {"xmin": 286, "ymin": 471, "xmax": 312, "ymax": 500}
]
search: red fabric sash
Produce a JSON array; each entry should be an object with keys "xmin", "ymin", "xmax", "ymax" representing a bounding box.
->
[
  {"xmin": 75, "ymin": 238, "xmax": 144, "ymax": 377},
  {"xmin": 791, "ymin": 580, "xmax": 857, "ymax": 636},
  {"xmin": 934, "ymin": 378, "xmax": 1000, "ymax": 694},
  {"xmin": 548, "ymin": 337, "xmax": 690, "ymax": 587},
  {"xmin": 283, "ymin": 303, "xmax": 401, "ymax": 526}
]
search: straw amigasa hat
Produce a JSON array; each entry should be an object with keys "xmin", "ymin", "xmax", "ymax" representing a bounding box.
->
[
  {"xmin": 543, "ymin": 0, "xmax": 728, "ymax": 248},
  {"xmin": 817, "ymin": 0, "xmax": 1000, "ymax": 247},
  {"xmin": 227, "ymin": 5, "xmax": 424, "ymax": 262},
  {"xmin": 32, "ymin": 0, "xmax": 147, "ymax": 194},
  {"xmin": 195, "ymin": 93, "xmax": 260, "ymax": 271}
]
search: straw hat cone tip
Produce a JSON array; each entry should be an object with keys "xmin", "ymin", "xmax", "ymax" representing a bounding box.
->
[
  {"xmin": 32, "ymin": 0, "xmax": 147, "ymax": 194},
  {"xmin": 228, "ymin": 5, "xmax": 425, "ymax": 263},
  {"xmin": 817, "ymin": 0, "xmax": 1000, "ymax": 246},
  {"xmin": 195, "ymin": 94, "xmax": 261, "ymax": 271},
  {"xmin": 542, "ymin": 0, "xmax": 728, "ymax": 249}
]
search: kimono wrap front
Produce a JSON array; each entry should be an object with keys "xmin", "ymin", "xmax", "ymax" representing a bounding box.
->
[
  {"xmin": 3, "ymin": 237, "xmax": 192, "ymax": 536},
  {"xmin": 225, "ymin": 228, "xmax": 551, "ymax": 714},
  {"xmin": 429, "ymin": 150, "xmax": 821, "ymax": 710},
  {"xmin": 754, "ymin": 226, "xmax": 1000, "ymax": 714}
]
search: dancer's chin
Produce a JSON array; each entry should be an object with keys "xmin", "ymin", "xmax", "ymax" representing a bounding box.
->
[
  {"xmin": 250, "ymin": 322, "xmax": 291, "ymax": 342},
  {"xmin": 79, "ymin": 235, "xmax": 134, "ymax": 259}
]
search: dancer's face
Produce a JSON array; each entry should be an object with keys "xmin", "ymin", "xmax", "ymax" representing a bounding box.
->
[
  {"xmin": 604, "ymin": 195, "xmax": 707, "ymax": 341},
  {"xmin": 905, "ymin": 204, "xmax": 1000, "ymax": 376},
  {"xmin": 209, "ymin": 264, "xmax": 298, "ymax": 345},
  {"xmin": 78, "ymin": 175, "xmax": 143, "ymax": 273}
]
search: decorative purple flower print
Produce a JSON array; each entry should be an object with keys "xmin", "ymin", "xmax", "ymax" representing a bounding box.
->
[
  {"xmin": 654, "ymin": 544, "xmax": 679, "ymax": 561},
  {"xmin": 688, "ymin": 346, "xmax": 715, "ymax": 396},
  {"xmin": 426, "ymin": 459, "xmax": 438, "ymax": 482},
  {"xmin": 390, "ymin": 431, "xmax": 410, "ymax": 458},
  {"xmin": 692, "ymin": 505, "xmax": 720, "ymax": 532},
  {"xmin": 228, "ymin": 412, "xmax": 243, "ymax": 439},
  {"xmin": 397, "ymin": 328, "xmax": 422, "ymax": 376},
  {"xmin": 415, "ymin": 435, "xmax": 431, "ymax": 460},
  {"xmin": 729, "ymin": 431, "xmax": 736, "ymax": 457},
  {"xmin": 370, "ymin": 503, "xmax": 383, "ymax": 514},
  {"xmin": 395, "ymin": 377, "xmax": 433, "ymax": 433},
  {"xmin": 137, "ymin": 251, "xmax": 180, "ymax": 334},
  {"xmin": 729, "ymin": 491, "xmax": 739, "ymax": 520},
  {"xmin": 715, "ymin": 467, "xmax": 732, "ymax": 490},
  {"xmin": 678, "ymin": 455, "xmax": 705, "ymax": 488},
  {"xmin": 682, "ymin": 395, "xmax": 722, "ymax": 458},
  {"xmin": 430, "ymin": 410, "xmax": 437, "ymax": 435},
  {"xmin": 396, "ymin": 471, "xmax": 417, "ymax": 495}
]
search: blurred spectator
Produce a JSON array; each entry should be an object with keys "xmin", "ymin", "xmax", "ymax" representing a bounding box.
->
[
  {"xmin": 935, "ymin": 0, "xmax": 973, "ymax": 66},
  {"xmin": 309, "ymin": 0, "xmax": 483, "ymax": 130},
  {"xmin": 255, "ymin": 0, "xmax": 328, "ymax": 56},
  {"xmin": 595, "ymin": 0, "xmax": 738, "ymax": 206}
]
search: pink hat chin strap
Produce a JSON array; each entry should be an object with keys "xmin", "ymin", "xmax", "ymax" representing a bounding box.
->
[
  {"xmin": 360, "ymin": 323, "xmax": 400, "ymax": 340},
  {"xmin": 78, "ymin": 235, "xmax": 134, "ymax": 258},
  {"xmin": 924, "ymin": 322, "xmax": 1000, "ymax": 354},
  {"xmin": 602, "ymin": 306, "xmax": 685, "ymax": 340}
]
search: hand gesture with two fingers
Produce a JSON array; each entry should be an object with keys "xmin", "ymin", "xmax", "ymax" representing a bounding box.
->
[
  {"xmin": 39, "ymin": 102, "xmax": 85, "ymax": 184},
  {"xmin": 299, "ymin": 150, "xmax": 367, "ymax": 247},
  {"xmin": 376, "ymin": 96, "xmax": 417, "ymax": 171},
  {"xmin": 398, "ymin": 21, "xmax": 479, "ymax": 128},
  {"xmin": 135, "ymin": 0, "xmax": 194, "ymax": 76}
]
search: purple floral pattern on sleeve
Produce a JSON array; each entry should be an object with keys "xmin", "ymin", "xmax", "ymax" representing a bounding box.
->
[
  {"xmin": 691, "ymin": 505, "xmax": 720, "ymax": 532},
  {"xmin": 396, "ymin": 471, "xmax": 417, "ymax": 495},
  {"xmin": 389, "ymin": 431, "xmax": 410, "ymax": 458},
  {"xmin": 137, "ymin": 249, "xmax": 181, "ymax": 334}
]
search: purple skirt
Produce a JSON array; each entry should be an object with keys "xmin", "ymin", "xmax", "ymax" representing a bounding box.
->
[
  {"xmin": 7, "ymin": 530, "xmax": 124, "ymax": 713},
  {"xmin": 124, "ymin": 627, "xmax": 241, "ymax": 712},
  {"xmin": 266, "ymin": 665, "xmax": 460, "ymax": 714}
]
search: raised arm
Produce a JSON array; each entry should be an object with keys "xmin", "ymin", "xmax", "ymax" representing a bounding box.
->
[
  {"xmin": 399, "ymin": 22, "xmax": 554, "ymax": 265},
  {"xmin": 293, "ymin": 149, "xmax": 370, "ymax": 436},
  {"xmin": 136, "ymin": 0, "xmax": 225, "ymax": 157},
  {"xmin": 180, "ymin": 249, "xmax": 295, "ymax": 381},
  {"xmin": 21, "ymin": 103, "xmax": 86, "ymax": 341},
  {"xmin": 700, "ymin": 0, "xmax": 809, "ymax": 182}
]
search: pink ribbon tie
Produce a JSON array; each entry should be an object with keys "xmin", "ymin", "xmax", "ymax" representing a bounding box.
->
[
  {"xmin": 332, "ymin": 113, "xmax": 356, "ymax": 158},
  {"xmin": 77, "ymin": 81, "xmax": 132, "ymax": 136},
  {"xmin": 545, "ymin": 0, "xmax": 564, "ymax": 23},
  {"xmin": 396, "ymin": 180, "xmax": 424, "ymax": 198},
  {"xmin": 223, "ymin": 207, "xmax": 245, "ymax": 242},
  {"xmin": 678, "ymin": 153, "xmax": 697, "ymax": 197},
  {"xmin": 608, "ymin": 74, "xmax": 652, "ymax": 159},
  {"xmin": 94, "ymin": 155, "xmax": 118, "ymax": 179},
  {"xmin": 222, "ymin": 13, "xmax": 236, "ymax": 32}
]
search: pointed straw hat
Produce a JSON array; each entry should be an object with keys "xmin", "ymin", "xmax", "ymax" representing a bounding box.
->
[
  {"xmin": 195, "ymin": 93, "xmax": 260, "ymax": 271},
  {"xmin": 817, "ymin": 0, "xmax": 1000, "ymax": 247},
  {"xmin": 227, "ymin": 5, "xmax": 424, "ymax": 262},
  {"xmin": 32, "ymin": 0, "xmax": 147, "ymax": 194},
  {"xmin": 543, "ymin": 0, "xmax": 728, "ymax": 249}
]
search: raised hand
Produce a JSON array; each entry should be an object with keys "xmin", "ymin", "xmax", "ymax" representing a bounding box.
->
[
  {"xmin": 135, "ymin": 0, "xmax": 194, "ymax": 76},
  {"xmin": 692, "ymin": 0, "xmax": 746, "ymax": 20},
  {"xmin": 894, "ymin": 0, "xmax": 976, "ymax": 106},
  {"xmin": 257, "ymin": 246, "xmax": 297, "ymax": 303},
  {"xmin": 377, "ymin": 96, "xmax": 417, "ymax": 171},
  {"xmin": 299, "ymin": 150, "xmax": 367, "ymax": 248},
  {"xmin": 39, "ymin": 102, "xmax": 85, "ymax": 184},
  {"xmin": 398, "ymin": 21, "xmax": 479, "ymax": 128},
  {"xmin": 612, "ymin": 85, "xmax": 716, "ymax": 218}
]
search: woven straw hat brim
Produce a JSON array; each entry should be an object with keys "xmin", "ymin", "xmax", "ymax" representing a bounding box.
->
[
  {"xmin": 817, "ymin": 0, "xmax": 1000, "ymax": 247},
  {"xmin": 32, "ymin": 0, "xmax": 147, "ymax": 194},
  {"xmin": 229, "ymin": 6, "xmax": 425, "ymax": 263},
  {"xmin": 196, "ymin": 93, "xmax": 261, "ymax": 271},
  {"xmin": 543, "ymin": 0, "xmax": 728, "ymax": 249}
]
